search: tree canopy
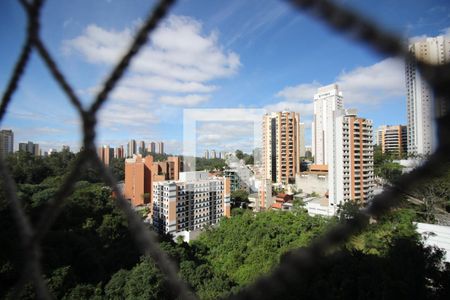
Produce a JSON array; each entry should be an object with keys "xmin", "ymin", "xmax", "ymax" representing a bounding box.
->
[
  {"xmin": 195, "ymin": 157, "xmax": 226, "ymax": 172},
  {"xmin": 374, "ymin": 145, "xmax": 404, "ymax": 184},
  {"xmin": 1, "ymin": 151, "xmax": 449, "ymax": 299}
]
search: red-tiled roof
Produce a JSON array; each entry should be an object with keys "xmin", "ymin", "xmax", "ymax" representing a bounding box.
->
[{"xmin": 271, "ymin": 202, "xmax": 282, "ymax": 209}]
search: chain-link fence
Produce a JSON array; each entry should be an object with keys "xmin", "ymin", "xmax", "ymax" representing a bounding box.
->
[{"xmin": 1, "ymin": 0, "xmax": 449, "ymax": 299}]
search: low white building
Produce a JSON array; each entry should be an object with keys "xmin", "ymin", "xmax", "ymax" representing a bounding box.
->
[
  {"xmin": 416, "ymin": 222, "xmax": 450, "ymax": 262},
  {"xmin": 295, "ymin": 171, "xmax": 328, "ymax": 196},
  {"xmin": 304, "ymin": 197, "xmax": 334, "ymax": 217},
  {"xmin": 394, "ymin": 158, "xmax": 424, "ymax": 174}
]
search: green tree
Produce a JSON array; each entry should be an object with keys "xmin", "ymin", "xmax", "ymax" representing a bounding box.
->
[
  {"xmin": 6, "ymin": 151, "xmax": 52, "ymax": 184},
  {"xmin": 62, "ymin": 284, "xmax": 102, "ymax": 300},
  {"xmin": 47, "ymin": 266, "xmax": 76, "ymax": 299},
  {"xmin": 109, "ymin": 157, "xmax": 125, "ymax": 181},
  {"xmin": 124, "ymin": 257, "xmax": 169, "ymax": 300},
  {"xmin": 243, "ymin": 154, "xmax": 254, "ymax": 165},
  {"xmin": 409, "ymin": 166, "xmax": 450, "ymax": 223},
  {"xmin": 46, "ymin": 149, "xmax": 76, "ymax": 177},
  {"xmin": 374, "ymin": 145, "xmax": 404, "ymax": 183},
  {"xmin": 231, "ymin": 189, "xmax": 249, "ymax": 204},
  {"xmin": 2, "ymin": 146, "xmax": 450, "ymax": 300},
  {"xmin": 105, "ymin": 269, "xmax": 130, "ymax": 299},
  {"xmin": 195, "ymin": 158, "xmax": 226, "ymax": 171},
  {"xmin": 292, "ymin": 198, "xmax": 307, "ymax": 215},
  {"xmin": 194, "ymin": 210, "xmax": 329, "ymax": 286},
  {"xmin": 235, "ymin": 150, "xmax": 244, "ymax": 160}
]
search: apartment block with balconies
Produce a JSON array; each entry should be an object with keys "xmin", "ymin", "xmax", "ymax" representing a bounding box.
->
[
  {"xmin": 124, "ymin": 154, "xmax": 181, "ymax": 207},
  {"xmin": 406, "ymin": 35, "xmax": 450, "ymax": 155},
  {"xmin": 152, "ymin": 172, "xmax": 231, "ymax": 235},
  {"xmin": 376, "ymin": 125, "xmax": 407, "ymax": 156},
  {"xmin": 262, "ymin": 111, "xmax": 301, "ymax": 185},
  {"xmin": 329, "ymin": 110, "xmax": 374, "ymax": 212}
]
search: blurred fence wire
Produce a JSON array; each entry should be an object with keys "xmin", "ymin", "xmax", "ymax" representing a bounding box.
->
[{"xmin": 1, "ymin": 0, "xmax": 449, "ymax": 299}]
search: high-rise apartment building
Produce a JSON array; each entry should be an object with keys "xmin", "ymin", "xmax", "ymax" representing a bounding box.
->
[
  {"xmin": 304, "ymin": 146, "xmax": 312, "ymax": 159},
  {"xmin": 312, "ymin": 84, "xmax": 344, "ymax": 164},
  {"xmin": 34, "ymin": 144, "xmax": 40, "ymax": 156},
  {"xmin": 299, "ymin": 123, "xmax": 306, "ymax": 157},
  {"xmin": 152, "ymin": 171, "xmax": 231, "ymax": 235},
  {"xmin": 204, "ymin": 149, "xmax": 209, "ymax": 159},
  {"xmin": 148, "ymin": 142, "xmax": 156, "ymax": 154},
  {"xmin": 19, "ymin": 141, "xmax": 40, "ymax": 156},
  {"xmin": 18, "ymin": 143, "xmax": 27, "ymax": 152},
  {"xmin": 124, "ymin": 155, "xmax": 181, "ymax": 206},
  {"xmin": 376, "ymin": 125, "xmax": 407, "ymax": 156},
  {"xmin": 406, "ymin": 35, "xmax": 450, "ymax": 155},
  {"xmin": 139, "ymin": 141, "xmax": 146, "ymax": 155},
  {"xmin": 127, "ymin": 139, "xmax": 136, "ymax": 158},
  {"xmin": 211, "ymin": 149, "xmax": 216, "ymax": 159},
  {"xmin": 114, "ymin": 145, "xmax": 124, "ymax": 159},
  {"xmin": 328, "ymin": 110, "xmax": 374, "ymax": 212},
  {"xmin": 262, "ymin": 111, "xmax": 301, "ymax": 184},
  {"xmin": 98, "ymin": 145, "xmax": 114, "ymax": 166},
  {"xmin": 0, "ymin": 129, "xmax": 14, "ymax": 158},
  {"xmin": 157, "ymin": 142, "xmax": 164, "ymax": 154}
]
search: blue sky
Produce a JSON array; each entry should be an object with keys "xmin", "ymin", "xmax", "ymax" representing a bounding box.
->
[{"xmin": 1, "ymin": 0, "xmax": 449, "ymax": 154}]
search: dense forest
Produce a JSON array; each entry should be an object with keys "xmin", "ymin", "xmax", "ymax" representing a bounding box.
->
[{"xmin": 0, "ymin": 151, "xmax": 449, "ymax": 299}]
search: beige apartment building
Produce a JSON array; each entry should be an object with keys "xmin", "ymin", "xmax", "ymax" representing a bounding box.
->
[
  {"xmin": 262, "ymin": 111, "xmax": 301, "ymax": 184},
  {"xmin": 114, "ymin": 145, "xmax": 125, "ymax": 159},
  {"xmin": 152, "ymin": 172, "xmax": 231, "ymax": 236},
  {"xmin": 329, "ymin": 110, "xmax": 374, "ymax": 212},
  {"xmin": 98, "ymin": 145, "xmax": 114, "ymax": 166},
  {"xmin": 376, "ymin": 125, "xmax": 407, "ymax": 156}
]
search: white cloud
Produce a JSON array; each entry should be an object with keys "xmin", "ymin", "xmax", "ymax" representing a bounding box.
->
[
  {"xmin": 63, "ymin": 25, "xmax": 131, "ymax": 62},
  {"xmin": 275, "ymin": 57, "xmax": 405, "ymax": 108},
  {"xmin": 198, "ymin": 122, "xmax": 254, "ymax": 140},
  {"xmin": 10, "ymin": 110, "xmax": 49, "ymax": 121},
  {"xmin": 14, "ymin": 127, "xmax": 67, "ymax": 136},
  {"xmin": 123, "ymin": 75, "xmax": 216, "ymax": 94},
  {"xmin": 63, "ymin": 15, "xmax": 240, "ymax": 93},
  {"xmin": 264, "ymin": 101, "xmax": 314, "ymax": 116},
  {"xmin": 160, "ymin": 94, "xmax": 210, "ymax": 106},
  {"xmin": 110, "ymin": 86, "xmax": 153, "ymax": 102},
  {"xmin": 98, "ymin": 101, "xmax": 160, "ymax": 128},
  {"xmin": 162, "ymin": 139, "xmax": 183, "ymax": 155},
  {"xmin": 196, "ymin": 122, "xmax": 255, "ymax": 152},
  {"xmin": 276, "ymin": 81, "xmax": 321, "ymax": 101},
  {"xmin": 63, "ymin": 15, "xmax": 241, "ymax": 133},
  {"xmin": 409, "ymin": 27, "xmax": 450, "ymax": 44},
  {"xmin": 336, "ymin": 57, "xmax": 405, "ymax": 104}
]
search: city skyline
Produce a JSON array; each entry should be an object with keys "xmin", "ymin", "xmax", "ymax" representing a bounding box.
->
[
  {"xmin": 1, "ymin": 0, "xmax": 449, "ymax": 153},
  {"xmin": 1, "ymin": 2, "xmax": 450, "ymax": 298}
]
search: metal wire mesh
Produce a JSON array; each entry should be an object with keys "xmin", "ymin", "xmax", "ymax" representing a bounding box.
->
[{"xmin": 0, "ymin": 0, "xmax": 449, "ymax": 299}]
